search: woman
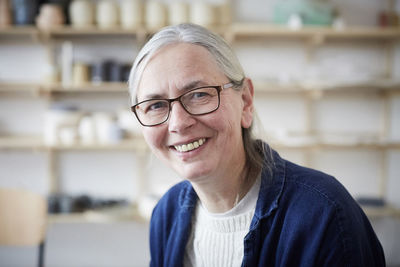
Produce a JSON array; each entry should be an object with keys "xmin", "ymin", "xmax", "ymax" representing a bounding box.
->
[{"xmin": 128, "ymin": 23, "xmax": 385, "ymax": 267}]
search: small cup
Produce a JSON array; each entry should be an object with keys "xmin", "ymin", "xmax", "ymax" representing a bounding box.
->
[{"xmin": 72, "ymin": 63, "xmax": 90, "ymax": 85}]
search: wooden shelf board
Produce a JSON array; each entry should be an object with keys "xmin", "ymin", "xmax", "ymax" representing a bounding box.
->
[
  {"xmin": 230, "ymin": 23, "xmax": 400, "ymax": 40},
  {"xmin": 52, "ymin": 138, "xmax": 148, "ymax": 152},
  {"xmin": 0, "ymin": 136, "xmax": 148, "ymax": 151},
  {"xmin": 41, "ymin": 82, "xmax": 128, "ymax": 93},
  {"xmin": 0, "ymin": 135, "xmax": 43, "ymax": 149},
  {"xmin": 362, "ymin": 205, "xmax": 400, "ymax": 218},
  {"xmin": 47, "ymin": 204, "xmax": 400, "ymax": 223},
  {"xmin": 1, "ymin": 135, "xmax": 398, "ymax": 151},
  {"xmin": 2, "ymin": 24, "xmax": 398, "ymax": 41},
  {"xmin": 254, "ymin": 79, "xmax": 400, "ymax": 95},
  {"xmin": 0, "ymin": 82, "xmax": 41, "ymax": 92},
  {"xmin": 0, "ymin": 26, "xmax": 38, "ymax": 36},
  {"xmin": 2, "ymin": 80, "xmax": 398, "ymax": 95},
  {"xmin": 48, "ymin": 205, "xmax": 148, "ymax": 224}
]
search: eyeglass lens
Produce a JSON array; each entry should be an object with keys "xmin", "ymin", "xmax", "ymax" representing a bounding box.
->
[{"xmin": 134, "ymin": 86, "xmax": 220, "ymax": 126}]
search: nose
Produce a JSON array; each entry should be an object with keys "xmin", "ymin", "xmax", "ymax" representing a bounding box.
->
[{"xmin": 168, "ymin": 101, "xmax": 196, "ymax": 133}]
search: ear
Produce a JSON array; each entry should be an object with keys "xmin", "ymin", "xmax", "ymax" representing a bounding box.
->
[{"xmin": 241, "ymin": 78, "xmax": 254, "ymax": 129}]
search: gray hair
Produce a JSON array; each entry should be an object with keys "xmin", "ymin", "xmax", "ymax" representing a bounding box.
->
[
  {"xmin": 128, "ymin": 23, "xmax": 244, "ymax": 103},
  {"xmin": 128, "ymin": 23, "xmax": 273, "ymax": 180}
]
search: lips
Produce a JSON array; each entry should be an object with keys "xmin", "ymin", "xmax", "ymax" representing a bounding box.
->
[{"xmin": 173, "ymin": 138, "xmax": 206, "ymax": 152}]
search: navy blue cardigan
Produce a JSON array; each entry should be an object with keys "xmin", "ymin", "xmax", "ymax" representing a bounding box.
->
[{"xmin": 150, "ymin": 146, "xmax": 385, "ymax": 267}]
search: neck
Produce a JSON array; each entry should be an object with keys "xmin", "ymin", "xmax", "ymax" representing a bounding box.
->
[{"xmin": 192, "ymin": 162, "xmax": 254, "ymax": 213}]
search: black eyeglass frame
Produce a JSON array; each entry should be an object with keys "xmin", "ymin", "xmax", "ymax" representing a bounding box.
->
[{"xmin": 131, "ymin": 82, "xmax": 233, "ymax": 127}]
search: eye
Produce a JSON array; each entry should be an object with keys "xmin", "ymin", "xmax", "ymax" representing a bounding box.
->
[
  {"xmin": 142, "ymin": 100, "xmax": 168, "ymax": 113},
  {"xmin": 186, "ymin": 88, "xmax": 215, "ymax": 101},
  {"xmin": 192, "ymin": 91, "xmax": 211, "ymax": 99}
]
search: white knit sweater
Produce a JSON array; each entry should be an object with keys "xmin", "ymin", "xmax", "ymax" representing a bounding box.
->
[{"xmin": 183, "ymin": 177, "xmax": 261, "ymax": 267}]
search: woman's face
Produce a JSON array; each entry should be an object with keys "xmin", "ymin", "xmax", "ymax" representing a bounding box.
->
[{"xmin": 136, "ymin": 43, "xmax": 254, "ymax": 183}]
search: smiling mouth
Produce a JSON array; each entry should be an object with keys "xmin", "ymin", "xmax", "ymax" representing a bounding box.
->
[{"xmin": 174, "ymin": 138, "xmax": 206, "ymax": 152}]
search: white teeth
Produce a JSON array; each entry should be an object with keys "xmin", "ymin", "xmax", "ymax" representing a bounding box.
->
[{"xmin": 174, "ymin": 138, "xmax": 206, "ymax": 152}]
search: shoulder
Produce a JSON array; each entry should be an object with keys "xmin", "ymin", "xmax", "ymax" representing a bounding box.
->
[
  {"xmin": 274, "ymin": 158, "xmax": 385, "ymax": 265},
  {"xmin": 283, "ymin": 160, "xmax": 355, "ymax": 210},
  {"xmin": 151, "ymin": 180, "xmax": 192, "ymax": 220}
]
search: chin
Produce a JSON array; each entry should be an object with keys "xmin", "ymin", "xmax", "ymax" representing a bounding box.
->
[{"xmin": 174, "ymin": 162, "xmax": 214, "ymax": 182}]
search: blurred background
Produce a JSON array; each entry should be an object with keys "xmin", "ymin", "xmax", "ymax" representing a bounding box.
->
[{"xmin": 0, "ymin": 0, "xmax": 399, "ymax": 266}]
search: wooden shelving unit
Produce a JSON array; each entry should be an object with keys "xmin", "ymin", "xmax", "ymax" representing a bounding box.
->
[{"xmin": 1, "ymin": 23, "xmax": 399, "ymax": 222}]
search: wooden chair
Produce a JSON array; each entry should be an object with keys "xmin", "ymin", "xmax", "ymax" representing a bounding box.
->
[{"xmin": 0, "ymin": 188, "xmax": 47, "ymax": 267}]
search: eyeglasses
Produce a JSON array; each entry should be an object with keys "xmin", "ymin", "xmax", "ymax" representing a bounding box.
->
[{"xmin": 131, "ymin": 82, "xmax": 233, "ymax": 127}]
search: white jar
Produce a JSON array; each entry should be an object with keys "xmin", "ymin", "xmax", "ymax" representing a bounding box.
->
[
  {"xmin": 59, "ymin": 126, "xmax": 78, "ymax": 146},
  {"xmin": 168, "ymin": 1, "xmax": 189, "ymax": 25},
  {"xmin": 78, "ymin": 115, "xmax": 96, "ymax": 144},
  {"xmin": 93, "ymin": 112, "xmax": 114, "ymax": 144},
  {"xmin": 44, "ymin": 108, "xmax": 82, "ymax": 146},
  {"xmin": 190, "ymin": 1, "xmax": 216, "ymax": 28},
  {"xmin": 145, "ymin": 1, "xmax": 167, "ymax": 31},
  {"xmin": 69, "ymin": 0, "xmax": 94, "ymax": 27},
  {"xmin": 96, "ymin": 0, "xmax": 119, "ymax": 29},
  {"xmin": 120, "ymin": 0, "xmax": 143, "ymax": 29}
]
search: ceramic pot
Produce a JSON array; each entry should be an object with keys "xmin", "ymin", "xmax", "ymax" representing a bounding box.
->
[
  {"xmin": 190, "ymin": 1, "xmax": 216, "ymax": 27},
  {"xmin": 168, "ymin": 1, "xmax": 189, "ymax": 25},
  {"xmin": 0, "ymin": 0, "xmax": 12, "ymax": 26},
  {"xmin": 96, "ymin": 0, "xmax": 119, "ymax": 29},
  {"xmin": 120, "ymin": 0, "xmax": 143, "ymax": 29},
  {"xmin": 36, "ymin": 4, "xmax": 65, "ymax": 30},
  {"xmin": 12, "ymin": 0, "xmax": 38, "ymax": 25},
  {"xmin": 145, "ymin": 1, "xmax": 167, "ymax": 31},
  {"xmin": 78, "ymin": 115, "xmax": 96, "ymax": 144},
  {"xmin": 69, "ymin": 0, "xmax": 94, "ymax": 27}
]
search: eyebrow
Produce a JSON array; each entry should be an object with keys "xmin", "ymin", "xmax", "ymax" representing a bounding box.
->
[{"xmin": 141, "ymin": 80, "xmax": 206, "ymax": 100}]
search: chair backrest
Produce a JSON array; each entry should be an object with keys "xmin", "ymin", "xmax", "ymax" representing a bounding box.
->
[{"xmin": 0, "ymin": 188, "xmax": 47, "ymax": 246}]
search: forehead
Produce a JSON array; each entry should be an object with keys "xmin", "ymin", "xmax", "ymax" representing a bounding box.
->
[{"xmin": 137, "ymin": 43, "xmax": 225, "ymax": 99}]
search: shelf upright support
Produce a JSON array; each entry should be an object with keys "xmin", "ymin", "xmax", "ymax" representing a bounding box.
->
[
  {"xmin": 305, "ymin": 33, "xmax": 325, "ymax": 62},
  {"xmin": 379, "ymin": 148, "xmax": 388, "ymax": 200},
  {"xmin": 384, "ymin": 40, "xmax": 395, "ymax": 79},
  {"xmin": 134, "ymin": 145, "xmax": 150, "ymax": 202},
  {"xmin": 47, "ymin": 148, "xmax": 60, "ymax": 194}
]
